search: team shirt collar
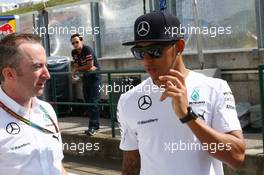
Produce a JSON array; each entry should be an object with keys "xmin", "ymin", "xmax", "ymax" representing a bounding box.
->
[{"xmin": 0, "ymin": 86, "xmax": 38, "ymax": 118}]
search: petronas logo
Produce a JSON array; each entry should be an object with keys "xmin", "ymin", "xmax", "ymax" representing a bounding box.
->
[{"xmin": 191, "ymin": 88, "xmax": 200, "ymax": 101}]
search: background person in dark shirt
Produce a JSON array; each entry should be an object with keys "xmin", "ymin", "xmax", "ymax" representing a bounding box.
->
[{"xmin": 71, "ymin": 33, "xmax": 101, "ymax": 136}]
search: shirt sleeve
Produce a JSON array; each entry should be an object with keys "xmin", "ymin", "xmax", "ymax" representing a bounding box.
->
[
  {"xmin": 117, "ymin": 95, "xmax": 139, "ymax": 151},
  {"xmin": 212, "ymin": 80, "xmax": 242, "ymax": 133},
  {"xmin": 83, "ymin": 46, "xmax": 93, "ymax": 61},
  {"xmin": 79, "ymin": 46, "xmax": 92, "ymax": 66}
]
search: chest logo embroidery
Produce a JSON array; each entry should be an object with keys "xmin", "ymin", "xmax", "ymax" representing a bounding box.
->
[
  {"xmin": 6, "ymin": 122, "xmax": 20, "ymax": 135},
  {"xmin": 138, "ymin": 95, "xmax": 152, "ymax": 110}
]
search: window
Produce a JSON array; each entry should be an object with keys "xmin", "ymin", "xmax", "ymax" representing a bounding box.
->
[
  {"xmin": 47, "ymin": 4, "xmax": 93, "ymax": 57},
  {"xmin": 99, "ymin": 0, "xmax": 147, "ymax": 58},
  {"xmin": 169, "ymin": 0, "xmax": 257, "ymax": 52}
]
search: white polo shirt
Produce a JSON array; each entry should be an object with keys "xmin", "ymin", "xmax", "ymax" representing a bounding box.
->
[
  {"xmin": 117, "ymin": 71, "xmax": 241, "ymax": 175},
  {"xmin": 0, "ymin": 87, "xmax": 64, "ymax": 175}
]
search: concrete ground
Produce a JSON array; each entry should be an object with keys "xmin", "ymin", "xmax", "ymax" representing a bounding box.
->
[
  {"xmin": 59, "ymin": 117, "xmax": 264, "ymax": 175},
  {"xmin": 64, "ymin": 155, "xmax": 121, "ymax": 175}
]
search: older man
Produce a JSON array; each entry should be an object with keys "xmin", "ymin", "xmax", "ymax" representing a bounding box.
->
[{"xmin": 0, "ymin": 33, "xmax": 67, "ymax": 175}]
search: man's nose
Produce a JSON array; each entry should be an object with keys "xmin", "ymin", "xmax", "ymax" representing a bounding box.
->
[
  {"xmin": 42, "ymin": 65, "xmax": 51, "ymax": 80},
  {"xmin": 143, "ymin": 54, "xmax": 155, "ymax": 63}
]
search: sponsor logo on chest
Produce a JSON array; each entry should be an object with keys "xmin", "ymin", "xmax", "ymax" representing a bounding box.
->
[{"xmin": 189, "ymin": 88, "xmax": 206, "ymax": 106}]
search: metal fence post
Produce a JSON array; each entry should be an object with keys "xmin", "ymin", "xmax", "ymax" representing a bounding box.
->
[
  {"xmin": 107, "ymin": 72, "xmax": 116, "ymax": 138},
  {"xmin": 255, "ymin": 0, "xmax": 264, "ymax": 48},
  {"xmin": 258, "ymin": 64, "xmax": 264, "ymax": 151}
]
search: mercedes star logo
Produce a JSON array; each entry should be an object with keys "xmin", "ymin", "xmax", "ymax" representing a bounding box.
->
[
  {"xmin": 138, "ymin": 95, "xmax": 152, "ymax": 110},
  {"xmin": 6, "ymin": 122, "xmax": 20, "ymax": 135},
  {"xmin": 137, "ymin": 21, "xmax": 150, "ymax": 37}
]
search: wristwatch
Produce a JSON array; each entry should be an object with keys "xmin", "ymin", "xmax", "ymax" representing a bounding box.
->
[{"xmin": 179, "ymin": 106, "xmax": 198, "ymax": 124}]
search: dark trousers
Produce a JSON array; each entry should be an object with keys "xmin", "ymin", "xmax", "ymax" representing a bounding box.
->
[{"xmin": 82, "ymin": 73, "xmax": 101, "ymax": 129}]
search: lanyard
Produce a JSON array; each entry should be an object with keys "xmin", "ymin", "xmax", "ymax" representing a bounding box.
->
[{"xmin": 0, "ymin": 101, "xmax": 59, "ymax": 134}]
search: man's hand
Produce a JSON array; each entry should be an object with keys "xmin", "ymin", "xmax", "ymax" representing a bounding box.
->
[
  {"xmin": 159, "ymin": 69, "xmax": 188, "ymax": 118},
  {"xmin": 90, "ymin": 66, "xmax": 97, "ymax": 71},
  {"xmin": 159, "ymin": 69, "xmax": 245, "ymax": 168}
]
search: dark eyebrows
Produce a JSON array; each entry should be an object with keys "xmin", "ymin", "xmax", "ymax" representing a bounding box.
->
[{"xmin": 31, "ymin": 61, "xmax": 47, "ymax": 69}]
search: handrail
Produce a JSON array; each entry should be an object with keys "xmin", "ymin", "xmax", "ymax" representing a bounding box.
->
[{"xmin": 49, "ymin": 69, "xmax": 146, "ymax": 75}]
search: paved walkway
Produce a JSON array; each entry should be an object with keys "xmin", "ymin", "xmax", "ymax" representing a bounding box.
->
[{"xmin": 64, "ymin": 155, "xmax": 121, "ymax": 175}]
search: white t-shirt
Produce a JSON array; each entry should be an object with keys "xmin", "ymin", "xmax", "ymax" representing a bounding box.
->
[
  {"xmin": 117, "ymin": 71, "xmax": 241, "ymax": 175},
  {"xmin": 0, "ymin": 87, "xmax": 64, "ymax": 175}
]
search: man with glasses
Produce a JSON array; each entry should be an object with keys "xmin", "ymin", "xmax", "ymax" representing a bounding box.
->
[
  {"xmin": 117, "ymin": 11, "xmax": 245, "ymax": 175},
  {"xmin": 71, "ymin": 33, "xmax": 101, "ymax": 136}
]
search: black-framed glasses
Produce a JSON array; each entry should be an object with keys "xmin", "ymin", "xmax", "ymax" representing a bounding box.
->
[
  {"xmin": 72, "ymin": 41, "xmax": 79, "ymax": 45},
  {"xmin": 130, "ymin": 43, "xmax": 175, "ymax": 60}
]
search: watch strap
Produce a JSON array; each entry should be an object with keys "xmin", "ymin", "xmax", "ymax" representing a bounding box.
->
[{"xmin": 180, "ymin": 106, "xmax": 198, "ymax": 124}]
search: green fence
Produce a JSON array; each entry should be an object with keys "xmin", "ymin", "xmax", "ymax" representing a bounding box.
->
[
  {"xmin": 258, "ymin": 65, "xmax": 264, "ymax": 150},
  {"xmin": 49, "ymin": 69, "xmax": 145, "ymax": 137}
]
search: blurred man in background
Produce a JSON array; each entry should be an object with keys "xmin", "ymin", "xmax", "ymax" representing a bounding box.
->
[{"xmin": 71, "ymin": 33, "xmax": 101, "ymax": 136}]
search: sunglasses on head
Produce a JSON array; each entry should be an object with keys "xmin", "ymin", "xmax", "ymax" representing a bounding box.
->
[
  {"xmin": 130, "ymin": 42, "xmax": 175, "ymax": 60},
  {"xmin": 72, "ymin": 41, "xmax": 79, "ymax": 45}
]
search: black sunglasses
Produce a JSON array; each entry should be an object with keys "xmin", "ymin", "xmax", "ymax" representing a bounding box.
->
[
  {"xmin": 72, "ymin": 41, "xmax": 79, "ymax": 45},
  {"xmin": 130, "ymin": 43, "xmax": 175, "ymax": 60}
]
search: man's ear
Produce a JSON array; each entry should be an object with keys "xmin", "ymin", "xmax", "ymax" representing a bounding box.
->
[
  {"xmin": 176, "ymin": 39, "xmax": 185, "ymax": 54},
  {"xmin": 2, "ymin": 67, "xmax": 17, "ymax": 81}
]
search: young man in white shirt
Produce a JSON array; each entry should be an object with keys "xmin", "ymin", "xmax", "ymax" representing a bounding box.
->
[
  {"xmin": 118, "ymin": 11, "xmax": 245, "ymax": 175},
  {"xmin": 0, "ymin": 33, "xmax": 67, "ymax": 175}
]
